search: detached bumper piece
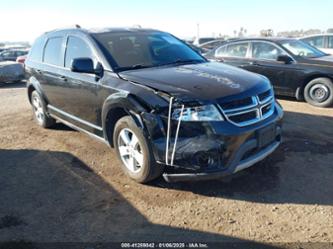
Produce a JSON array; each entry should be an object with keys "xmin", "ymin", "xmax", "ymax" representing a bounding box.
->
[{"xmin": 163, "ymin": 126, "xmax": 282, "ymax": 182}]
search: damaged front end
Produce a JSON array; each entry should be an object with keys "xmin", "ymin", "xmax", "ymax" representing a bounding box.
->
[{"xmin": 141, "ymin": 89, "xmax": 283, "ymax": 182}]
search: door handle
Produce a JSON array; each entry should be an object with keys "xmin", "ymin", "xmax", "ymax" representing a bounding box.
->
[{"xmin": 59, "ymin": 76, "xmax": 67, "ymax": 82}]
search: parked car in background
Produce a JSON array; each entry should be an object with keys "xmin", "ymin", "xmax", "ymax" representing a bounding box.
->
[
  {"xmin": 199, "ymin": 39, "xmax": 226, "ymax": 50},
  {"xmin": 0, "ymin": 61, "xmax": 25, "ymax": 83},
  {"xmin": 300, "ymin": 34, "xmax": 333, "ymax": 55},
  {"xmin": 205, "ymin": 38, "xmax": 333, "ymax": 107},
  {"xmin": 192, "ymin": 37, "xmax": 216, "ymax": 46},
  {"xmin": 25, "ymin": 27, "xmax": 282, "ymax": 183},
  {"xmin": 16, "ymin": 55, "xmax": 27, "ymax": 64},
  {"xmin": 184, "ymin": 42, "xmax": 209, "ymax": 54},
  {"xmin": 0, "ymin": 49, "xmax": 29, "ymax": 62}
]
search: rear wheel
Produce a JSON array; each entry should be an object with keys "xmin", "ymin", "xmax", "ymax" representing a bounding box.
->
[
  {"xmin": 31, "ymin": 91, "xmax": 55, "ymax": 128},
  {"xmin": 304, "ymin": 77, "xmax": 333, "ymax": 107},
  {"xmin": 113, "ymin": 116, "xmax": 164, "ymax": 183}
]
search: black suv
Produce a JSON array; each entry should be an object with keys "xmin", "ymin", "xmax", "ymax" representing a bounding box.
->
[{"xmin": 25, "ymin": 27, "xmax": 283, "ymax": 183}]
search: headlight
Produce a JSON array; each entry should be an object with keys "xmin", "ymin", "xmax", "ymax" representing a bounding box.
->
[{"xmin": 172, "ymin": 104, "xmax": 224, "ymax": 121}]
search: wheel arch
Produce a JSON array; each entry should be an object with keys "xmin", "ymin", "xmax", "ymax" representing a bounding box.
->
[
  {"xmin": 27, "ymin": 76, "xmax": 44, "ymax": 104},
  {"xmin": 102, "ymin": 92, "xmax": 150, "ymax": 147}
]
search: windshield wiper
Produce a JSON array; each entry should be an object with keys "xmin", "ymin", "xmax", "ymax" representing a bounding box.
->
[
  {"xmin": 158, "ymin": 59, "xmax": 205, "ymax": 67},
  {"xmin": 116, "ymin": 64, "xmax": 153, "ymax": 72},
  {"xmin": 117, "ymin": 59, "xmax": 204, "ymax": 72}
]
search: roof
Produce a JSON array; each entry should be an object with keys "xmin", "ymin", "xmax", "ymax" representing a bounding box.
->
[
  {"xmin": 299, "ymin": 33, "xmax": 333, "ymax": 39},
  {"xmin": 44, "ymin": 27, "xmax": 161, "ymax": 37},
  {"xmin": 222, "ymin": 37, "xmax": 295, "ymax": 44},
  {"xmin": 88, "ymin": 27, "xmax": 160, "ymax": 34}
]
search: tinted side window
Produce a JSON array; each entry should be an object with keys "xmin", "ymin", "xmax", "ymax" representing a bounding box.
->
[
  {"xmin": 43, "ymin": 37, "xmax": 63, "ymax": 66},
  {"xmin": 16, "ymin": 51, "xmax": 26, "ymax": 56},
  {"xmin": 252, "ymin": 42, "xmax": 284, "ymax": 60},
  {"xmin": 1, "ymin": 51, "xmax": 11, "ymax": 57},
  {"xmin": 29, "ymin": 37, "xmax": 45, "ymax": 62},
  {"xmin": 328, "ymin": 36, "xmax": 333, "ymax": 49},
  {"xmin": 303, "ymin": 36, "xmax": 324, "ymax": 48},
  {"xmin": 215, "ymin": 45, "xmax": 227, "ymax": 57},
  {"xmin": 220, "ymin": 42, "xmax": 249, "ymax": 58},
  {"xmin": 65, "ymin": 36, "xmax": 94, "ymax": 68}
]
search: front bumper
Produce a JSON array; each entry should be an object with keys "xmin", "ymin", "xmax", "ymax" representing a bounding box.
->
[
  {"xmin": 142, "ymin": 102, "xmax": 283, "ymax": 182},
  {"xmin": 163, "ymin": 137, "xmax": 281, "ymax": 182}
]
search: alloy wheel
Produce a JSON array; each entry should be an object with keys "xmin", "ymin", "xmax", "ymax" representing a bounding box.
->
[
  {"xmin": 32, "ymin": 95, "xmax": 44, "ymax": 124},
  {"xmin": 117, "ymin": 128, "xmax": 144, "ymax": 173}
]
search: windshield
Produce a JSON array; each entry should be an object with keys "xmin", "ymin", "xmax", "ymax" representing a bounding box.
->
[
  {"xmin": 280, "ymin": 40, "xmax": 326, "ymax": 58},
  {"xmin": 93, "ymin": 31, "xmax": 205, "ymax": 71}
]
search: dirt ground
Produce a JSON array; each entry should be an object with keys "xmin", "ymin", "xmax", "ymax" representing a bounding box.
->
[{"xmin": 0, "ymin": 82, "xmax": 332, "ymax": 247}]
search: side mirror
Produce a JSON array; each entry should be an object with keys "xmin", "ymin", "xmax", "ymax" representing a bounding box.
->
[
  {"xmin": 277, "ymin": 55, "xmax": 293, "ymax": 64},
  {"xmin": 71, "ymin": 58, "xmax": 96, "ymax": 74}
]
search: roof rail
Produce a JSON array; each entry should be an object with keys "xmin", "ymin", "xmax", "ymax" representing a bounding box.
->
[{"xmin": 44, "ymin": 24, "xmax": 82, "ymax": 34}]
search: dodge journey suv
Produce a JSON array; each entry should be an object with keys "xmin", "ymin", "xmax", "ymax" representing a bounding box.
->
[{"xmin": 25, "ymin": 27, "xmax": 283, "ymax": 183}]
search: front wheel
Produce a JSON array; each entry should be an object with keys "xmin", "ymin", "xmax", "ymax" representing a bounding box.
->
[
  {"xmin": 113, "ymin": 116, "xmax": 164, "ymax": 183},
  {"xmin": 304, "ymin": 78, "xmax": 333, "ymax": 107}
]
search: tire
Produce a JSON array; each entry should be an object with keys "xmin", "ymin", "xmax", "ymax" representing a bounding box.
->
[
  {"xmin": 113, "ymin": 116, "xmax": 164, "ymax": 183},
  {"xmin": 304, "ymin": 77, "xmax": 333, "ymax": 107},
  {"xmin": 31, "ymin": 90, "xmax": 56, "ymax": 128}
]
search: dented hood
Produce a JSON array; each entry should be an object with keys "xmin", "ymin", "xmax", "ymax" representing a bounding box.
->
[{"xmin": 119, "ymin": 62, "xmax": 271, "ymax": 101}]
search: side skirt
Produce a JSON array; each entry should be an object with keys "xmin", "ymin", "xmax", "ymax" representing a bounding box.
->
[{"xmin": 49, "ymin": 112, "xmax": 109, "ymax": 147}]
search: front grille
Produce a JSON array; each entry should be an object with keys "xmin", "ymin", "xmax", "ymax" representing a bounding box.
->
[
  {"xmin": 228, "ymin": 110, "xmax": 258, "ymax": 123},
  {"xmin": 258, "ymin": 89, "xmax": 273, "ymax": 102},
  {"xmin": 220, "ymin": 97, "xmax": 253, "ymax": 110},
  {"xmin": 219, "ymin": 89, "xmax": 275, "ymax": 127},
  {"xmin": 262, "ymin": 102, "xmax": 273, "ymax": 116}
]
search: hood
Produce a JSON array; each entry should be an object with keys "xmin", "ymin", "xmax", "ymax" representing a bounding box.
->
[{"xmin": 119, "ymin": 62, "xmax": 271, "ymax": 101}]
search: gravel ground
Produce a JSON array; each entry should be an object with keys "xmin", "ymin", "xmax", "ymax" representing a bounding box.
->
[{"xmin": 0, "ymin": 82, "xmax": 332, "ymax": 248}]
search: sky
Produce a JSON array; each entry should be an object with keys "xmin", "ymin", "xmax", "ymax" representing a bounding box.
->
[{"xmin": 0, "ymin": 0, "xmax": 332, "ymax": 42}]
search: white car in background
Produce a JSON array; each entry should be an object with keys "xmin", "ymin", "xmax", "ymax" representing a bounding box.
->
[{"xmin": 299, "ymin": 34, "xmax": 333, "ymax": 55}]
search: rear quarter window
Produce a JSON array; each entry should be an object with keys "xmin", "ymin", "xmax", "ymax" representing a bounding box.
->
[{"xmin": 28, "ymin": 36, "xmax": 46, "ymax": 62}]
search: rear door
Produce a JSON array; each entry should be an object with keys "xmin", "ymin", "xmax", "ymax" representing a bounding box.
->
[
  {"xmin": 214, "ymin": 41, "xmax": 252, "ymax": 68},
  {"xmin": 40, "ymin": 36, "xmax": 67, "ymax": 108}
]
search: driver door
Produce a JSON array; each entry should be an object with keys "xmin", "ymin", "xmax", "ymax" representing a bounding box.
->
[{"xmin": 246, "ymin": 41, "xmax": 299, "ymax": 95}]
